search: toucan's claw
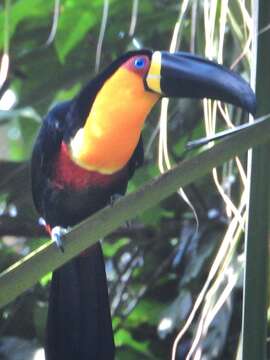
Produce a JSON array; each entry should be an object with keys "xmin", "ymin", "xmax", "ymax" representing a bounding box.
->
[
  {"xmin": 124, "ymin": 220, "xmax": 132, "ymax": 229},
  {"xmin": 110, "ymin": 193, "xmax": 123, "ymax": 206},
  {"xmin": 51, "ymin": 226, "xmax": 69, "ymax": 253},
  {"xmin": 38, "ymin": 217, "xmax": 46, "ymax": 227},
  {"xmin": 110, "ymin": 194, "xmax": 132, "ymax": 228}
]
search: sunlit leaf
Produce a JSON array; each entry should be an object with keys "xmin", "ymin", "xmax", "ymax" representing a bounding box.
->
[
  {"xmin": 115, "ymin": 328, "xmax": 150, "ymax": 355},
  {"xmin": 102, "ymin": 237, "xmax": 130, "ymax": 257}
]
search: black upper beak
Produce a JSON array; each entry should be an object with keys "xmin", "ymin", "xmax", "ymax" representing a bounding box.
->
[{"xmin": 145, "ymin": 51, "xmax": 256, "ymax": 115}]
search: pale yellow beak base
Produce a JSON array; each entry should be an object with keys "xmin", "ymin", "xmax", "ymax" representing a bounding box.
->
[{"xmin": 145, "ymin": 51, "xmax": 162, "ymax": 94}]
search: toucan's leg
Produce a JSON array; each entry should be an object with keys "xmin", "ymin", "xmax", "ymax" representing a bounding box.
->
[
  {"xmin": 51, "ymin": 226, "xmax": 69, "ymax": 252},
  {"xmin": 110, "ymin": 193, "xmax": 124, "ymax": 205},
  {"xmin": 110, "ymin": 194, "xmax": 132, "ymax": 228},
  {"xmin": 39, "ymin": 218, "xmax": 69, "ymax": 252}
]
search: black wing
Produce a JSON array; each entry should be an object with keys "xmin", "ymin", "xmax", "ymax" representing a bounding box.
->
[{"xmin": 31, "ymin": 101, "xmax": 72, "ymax": 214}]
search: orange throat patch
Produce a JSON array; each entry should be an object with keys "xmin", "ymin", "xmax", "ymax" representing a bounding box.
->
[{"xmin": 70, "ymin": 68, "xmax": 160, "ymax": 174}]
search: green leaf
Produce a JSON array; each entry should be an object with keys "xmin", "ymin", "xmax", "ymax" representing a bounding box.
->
[
  {"xmin": 0, "ymin": 0, "xmax": 54, "ymax": 49},
  {"xmin": 102, "ymin": 238, "xmax": 130, "ymax": 257},
  {"xmin": 55, "ymin": 83, "xmax": 82, "ymax": 102},
  {"xmin": 115, "ymin": 328, "xmax": 149, "ymax": 355},
  {"xmin": 19, "ymin": 117, "xmax": 40, "ymax": 158},
  {"xmin": 112, "ymin": 316, "xmax": 121, "ymax": 330},
  {"xmin": 138, "ymin": 206, "xmax": 174, "ymax": 226},
  {"xmin": 127, "ymin": 299, "xmax": 165, "ymax": 327},
  {"xmin": 40, "ymin": 271, "xmax": 52, "ymax": 286},
  {"xmin": 55, "ymin": 2, "xmax": 98, "ymax": 62}
]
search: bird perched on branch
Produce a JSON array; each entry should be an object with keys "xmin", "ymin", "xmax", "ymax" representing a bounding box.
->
[{"xmin": 31, "ymin": 49, "xmax": 255, "ymax": 360}]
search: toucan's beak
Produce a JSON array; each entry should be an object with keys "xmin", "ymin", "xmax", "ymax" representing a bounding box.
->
[{"xmin": 145, "ymin": 51, "xmax": 256, "ymax": 115}]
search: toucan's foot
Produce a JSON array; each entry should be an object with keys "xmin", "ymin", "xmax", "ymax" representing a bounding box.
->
[
  {"xmin": 123, "ymin": 219, "xmax": 132, "ymax": 228},
  {"xmin": 110, "ymin": 194, "xmax": 132, "ymax": 227},
  {"xmin": 39, "ymin": 218, "xmax": 69, "ymax": 252},
  {"xmin": 51, "ymin": 226, "xmax": 69, "ymax": 253},
  {"xmin": 38, "ymin": 217, "xmax": 46, "ymax": 227},
  {"xmin": 110, "ymin": 193, "xmax": 123, "ymax": 206}
]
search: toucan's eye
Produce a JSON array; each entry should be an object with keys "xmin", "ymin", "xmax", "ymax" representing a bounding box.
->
[{"xmin": 134, "ymin": 58, "xmax": 146, "ymax": 69}]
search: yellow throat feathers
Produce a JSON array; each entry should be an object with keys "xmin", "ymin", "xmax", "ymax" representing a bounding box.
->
[{"xmin": 70, "ymin": 67, "xmax": 160, "ymax": 174}]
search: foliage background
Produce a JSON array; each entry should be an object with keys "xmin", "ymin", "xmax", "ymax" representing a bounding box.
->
[{"xmin": 0, "ymin": 1, "xmax": 264, "ymax": 359}]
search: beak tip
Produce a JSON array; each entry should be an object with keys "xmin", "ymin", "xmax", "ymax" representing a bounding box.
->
[{"xmin": 244, "ymin": 94, "xmax": 257, "ymax": 116}]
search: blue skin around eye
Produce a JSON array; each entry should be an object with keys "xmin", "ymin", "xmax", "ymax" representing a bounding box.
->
[{"xmin": 134, "ymin": 58, "xmax": 145, "ymax": 68}]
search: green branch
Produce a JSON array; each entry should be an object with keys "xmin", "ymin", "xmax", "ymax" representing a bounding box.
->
[{"xmin": 0, "ymin": 116, "xmax": 270, "ymax": 308}]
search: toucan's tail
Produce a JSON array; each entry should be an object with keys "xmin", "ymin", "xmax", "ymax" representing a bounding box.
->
[{"xmin": 45, "ymin": 242, "xmax": 115, "ymax": 360}]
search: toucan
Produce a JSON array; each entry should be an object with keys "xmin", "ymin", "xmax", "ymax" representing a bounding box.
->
[{"xmin": 31, "ymin": 49, "xmax": 255, "ymax": 360}]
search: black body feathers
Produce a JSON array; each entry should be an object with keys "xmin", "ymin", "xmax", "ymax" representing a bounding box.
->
[{"xmin": 31, "ymin": 66, "xmax": 144, "ymax": 360}]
